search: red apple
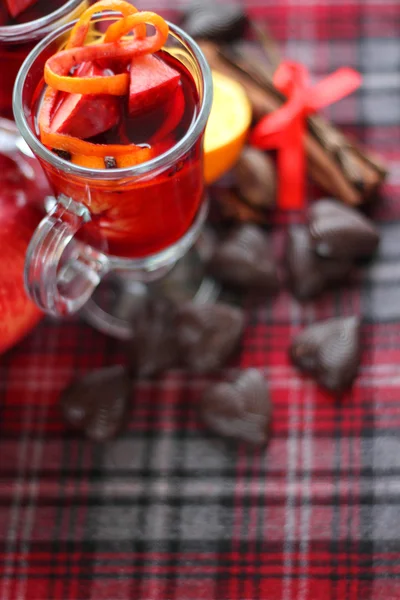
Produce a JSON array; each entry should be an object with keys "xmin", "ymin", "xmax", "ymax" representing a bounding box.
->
[
  {"xmin": 0, "ymin": 119, "xmax": 46, "ymax": 354},
  {"xmin": 51, "ymin": 62, "xmax": 120, "ymax": 140},
  {"xmin": 129, "ymin": 54, "xmax": 180, "ymax": 116}
]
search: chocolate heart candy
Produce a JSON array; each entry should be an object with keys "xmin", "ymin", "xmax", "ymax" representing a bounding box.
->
[
  {"xmin": 286, "ymin": 226, "xmax": 353, "ymax": 300},
  {"xmin": 176, "ymin": 302, "xmax": 244, "ymax": 373},
  {"xmin": 201, "ymin": 369, "xmax": 271, "ymax": 444},
  {"xmin": 234, "ymin": 147, "xmax": 276, "ymax": 209},
  {"xmin": 290, "ymin": 316, "xmax": 361, "ymax": 393},
  {"xmin": 60, "ymin": 365, "xmax": 131, "ymax": 441},
  {"xmin": 309, "ymin": 198, "xmax": 380, "ymax": 259},
  {"xmin": 129, "ymin": 295, "xmax": 180, "ymax": 378},
  {"xmin": 208, "ymin": 224, "xmax": 279, "ymax": 292},
  {"xmin": 182, "ymin": 1, "xmax": 248, "ymax": 42}
]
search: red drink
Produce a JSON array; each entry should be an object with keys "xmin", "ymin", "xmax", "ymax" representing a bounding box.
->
[
  {"xmin": 0, "ymin": 0, "xmax": 86, "ymax": 119},
  {"xmin": 33, "ymin": 51, "xmax": 204, "ymax": 259}
]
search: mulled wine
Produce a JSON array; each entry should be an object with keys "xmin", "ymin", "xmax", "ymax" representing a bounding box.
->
[{"xmin": 33, "ymin": 41, "xmax": 203, "ymax": 257}]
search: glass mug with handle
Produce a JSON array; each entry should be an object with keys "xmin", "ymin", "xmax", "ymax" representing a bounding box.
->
[{"xmin": 13, "ymin": 7, "xmax": 213, "ymax": 337}]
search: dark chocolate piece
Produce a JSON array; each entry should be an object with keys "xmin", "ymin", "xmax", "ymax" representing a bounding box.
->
[
  {"xmin": 208, "ymin": 224, "xmax": 279, "ymax": 293},
  {"xmin": 201, "ymin": 369, "xmax": 271, "ymax": 444},
  {"xmin": 233, "ymin": 147, "xmax": 276, "ymax": 209},
  {"xmin": 286, "ymin": 226, "xmax": 353, "ymax": 300},
  {"xmin": 52, "ymin": 148, "xmax": 72, "ymax": 161},
  {"xmin": 309, "ymin": 198, "xmax": 380, "ymax": 259},
  {"xmin": 176, "ymin": 302, "xmax": 244, "ymax": 373},
  {"xmin": 128, "ymin": 295, "xmax": 181, "ymax": 378},
  {"xmin": 182, "ymin": 1, "xmax": 247, "ymax": 42},
  {"xmin": 289, "ymin": 316, "xmax": 361, "ymax": 393},
  {"xmin": 104, "ymin": 156, "xmax": 117, "ymax": 169},
  {"xmin": 60, "ymin": 365, "xmax": 131, "ymax": 441}
]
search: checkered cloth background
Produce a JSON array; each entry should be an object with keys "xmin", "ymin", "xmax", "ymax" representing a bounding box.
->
[{"xmin": 1, "ymin": 1, "xmax": 400, "ymax": 598}]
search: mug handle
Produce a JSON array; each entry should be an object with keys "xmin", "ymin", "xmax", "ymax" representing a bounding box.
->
[{"xmin": 24, "ymin": 195, "xmax": 110, "ymax": 317}]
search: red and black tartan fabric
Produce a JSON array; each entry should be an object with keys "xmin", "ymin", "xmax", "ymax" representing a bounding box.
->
[{"xmin": 1, "ymin": 1, "xmax": 400, "ymax": 599}]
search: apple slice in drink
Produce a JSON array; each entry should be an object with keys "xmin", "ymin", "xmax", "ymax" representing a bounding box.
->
[
  {"xmin": 51, "ymin": 62, "xmax": 120, "ymax": 140},
  {"xmin": 129, "ymin": 54, "xmax": 180, "ymax": 115}
]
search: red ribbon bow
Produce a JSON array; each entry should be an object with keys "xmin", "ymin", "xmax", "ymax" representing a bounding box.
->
[{"xmin": 249, "ymin": 61, "xmax": 362, "ymax": 211}]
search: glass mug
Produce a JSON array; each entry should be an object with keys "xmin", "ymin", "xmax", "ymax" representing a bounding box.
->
[
  {"xmin": 0, "ymin": 0, "xmax": 87, "ymax": 120},
  {"xmin": 13, "ymin": 12, "xmax": 213, "ymax": 336}
]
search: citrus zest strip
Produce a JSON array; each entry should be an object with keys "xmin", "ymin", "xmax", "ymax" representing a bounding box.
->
[
  {"xmin": 66, "ymin": 0, "xmax": 145, "ymax": 49},
  {"xmin": 104, "ymin": 11, "xmax": 169, "ymax": 44},
  {"xmin": 44, "ymin": 12, "xmax": 169, "ymax": 95}
]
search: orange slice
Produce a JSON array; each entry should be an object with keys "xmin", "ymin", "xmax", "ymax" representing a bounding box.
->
[{"xmin": 204, "ymin": 70, "xmax": 252, "ymax": 184}]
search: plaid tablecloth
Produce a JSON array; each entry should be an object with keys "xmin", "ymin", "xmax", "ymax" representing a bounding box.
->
[{"xmin": 1, "ymin": 1, "xmax": 400, "ymax": 599}]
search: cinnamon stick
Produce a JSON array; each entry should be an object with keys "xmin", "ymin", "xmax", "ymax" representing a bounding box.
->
[
  {"xmin": 213, "ymin": 188, "xmax": 269, "ymax": 224},
  {"xmin": 200, "ymin": 41, "xmax": 387, "ymax": 207}
]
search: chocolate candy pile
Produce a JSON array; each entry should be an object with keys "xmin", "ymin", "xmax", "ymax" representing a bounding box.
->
[
  {"xmin": 61, "ymin": 298, "xmax": 261, "ymax": 443},
  {"xmin": 60, "ymin": 196, "xmax": 379, "ymax": 443}
]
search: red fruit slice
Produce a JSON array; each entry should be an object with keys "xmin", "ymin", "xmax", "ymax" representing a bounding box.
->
[
  {"xmin": 129, "ymin": 54, "xmax": 180, "ymax": 116},
  {"xmin": 150, "ymin": 84, "xmax": 185, "ymax": 144},
  {"xmin": 50, "ymin": 62, "xmax": 120, "ymax": 140},
  {"xmin": 5, "ymin": 0, "xmax": 36, "ymax": 18}
]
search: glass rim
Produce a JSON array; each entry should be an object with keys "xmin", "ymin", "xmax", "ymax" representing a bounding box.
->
[
  {"xmin": 13, "ymin": 13, "xmax": 213, "ymax": 181},
  {"xmin": 0, "ymin": 0, "xmax": 85, "ymax": 41}
]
